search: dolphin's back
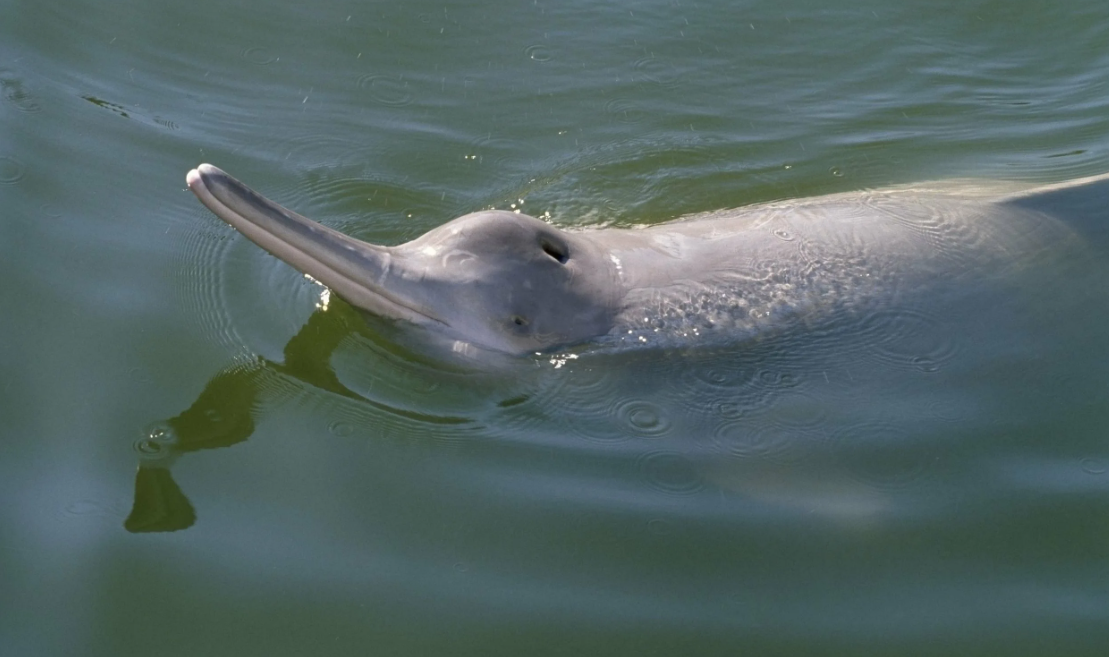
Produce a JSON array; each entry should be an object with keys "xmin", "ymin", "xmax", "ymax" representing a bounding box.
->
[{"xmin": 1002, "ymin": 173, "xmax": 1109, "ymax": 249}]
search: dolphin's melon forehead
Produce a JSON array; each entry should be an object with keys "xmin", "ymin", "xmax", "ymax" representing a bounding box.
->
[{"xmin": 440, "ymin": 210, "xmax": 554, "ymax": 234}]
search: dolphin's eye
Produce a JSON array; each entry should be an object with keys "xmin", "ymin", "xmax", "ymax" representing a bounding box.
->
[
  {"xmin": 512, "ymin": 315, "xmax": 529, "ymax": 327},
  {"xmin": 539, "ymin": 237, "xmax": 569, "ymax": 264}
]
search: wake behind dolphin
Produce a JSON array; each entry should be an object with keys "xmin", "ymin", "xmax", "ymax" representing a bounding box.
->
[{"xmin": 186, "ymin": 164, "xmax": 1109, "ymax": 357}]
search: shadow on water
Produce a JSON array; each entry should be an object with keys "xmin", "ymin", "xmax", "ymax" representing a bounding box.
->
[{"xmin": 124, "ymin": 300, "xmax": 479, "ymax": 532}]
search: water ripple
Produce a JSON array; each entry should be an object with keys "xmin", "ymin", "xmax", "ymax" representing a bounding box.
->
[
  {"xmin": 0, "ymin": 70, "xmax": 42, "ymax": 113},
  {"xmin": 467, "ymin": 133, "xmax": 529, "ymax": 168},
  {"xmin": 637, "ymin": 451, "xmax": 704, "ymax": 495},
  {"xmin": 263, "ymin": 133, "xmax": 377, "ymax": 170},
  {"xmin": 242, "ymin": 46, "xmax": 278, "ymax": 65},
  {"xmin": 633, "ymin": 56, "xmax": 680, "ymax": 86},
  {"xmin": 617, "ymin": 399, "xmax": 673, "ymax": 438},
  {"xmin": 603, "ymin": 98, "xmax": 645, "ymax": 123},
  {"xmin": 524, "ymin": 44, "xmax": 552, "ymax": 62},
  {"xmin": 175, "ymin": 220, "xmax": 245, "ymax": 349},
  {"xmin": 827, "ymin": 421, "xmax": 938, "ymax": 491},
  {"xmin": 1080, "ymin": 457, "xmax": 1107, "ymax": 475},
  {"xmin": 0, "ymin": 156, "xmax": 26, "ymax": 184},
  {"xmin": 712, "ymin": 421, "xmax": 808, "ymax": 463},
  {"xmin": 357, "ymin": 74, "xmax": 414, "ymax": 107},
  {"xmin": 856, "ymin": 308, "xmax": 959, "ymax": 373}
]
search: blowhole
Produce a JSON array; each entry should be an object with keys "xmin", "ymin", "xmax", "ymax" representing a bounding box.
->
[{"xmin": 540, "ymin": 238, "xmax": 569, "ymax": 264}]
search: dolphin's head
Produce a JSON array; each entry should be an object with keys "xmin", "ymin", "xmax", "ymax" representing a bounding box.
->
[{"xmin": 186, "ymin": 164, "xmax": 623, "ymax": 355}]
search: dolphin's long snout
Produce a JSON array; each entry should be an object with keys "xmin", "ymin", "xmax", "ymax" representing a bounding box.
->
[{"xmin": 186, "ymin": 164, "xmax": 446, "ymax": 326}]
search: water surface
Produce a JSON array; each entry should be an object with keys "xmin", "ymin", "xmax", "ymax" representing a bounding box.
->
[{"xmin": 2, "ymin": 0, "xmax": 1109, "ymax": 655}]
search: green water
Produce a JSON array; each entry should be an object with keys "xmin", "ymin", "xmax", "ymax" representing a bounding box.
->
[{"xmin": 3, "ymin": 0, "xmax": 1109, "ymax": 655}]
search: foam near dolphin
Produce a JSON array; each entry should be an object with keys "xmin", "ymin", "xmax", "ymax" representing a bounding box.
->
[{"xmin": 186, "ymin": 163, "xmax": 1109, "ymax": 357}]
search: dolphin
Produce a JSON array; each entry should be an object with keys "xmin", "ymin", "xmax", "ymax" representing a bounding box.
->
[{"xmin": 186, "ymin": 164, "xmax": 1109, "ymax": 356}]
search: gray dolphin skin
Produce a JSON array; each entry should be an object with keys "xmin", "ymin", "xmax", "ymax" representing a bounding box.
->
[{"xmin": 186, "ymin": 163, "xmax": 1108, "ymax": 356}]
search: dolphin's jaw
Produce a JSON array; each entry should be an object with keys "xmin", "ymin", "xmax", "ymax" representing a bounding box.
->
[{"xmin": 186, "ymin": 164, "xmax": 449, "ymax": 329}]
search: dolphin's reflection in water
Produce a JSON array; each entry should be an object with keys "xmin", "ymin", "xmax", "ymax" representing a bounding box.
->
[{"xmin": 125, "ymin": 302, "xmax": 440, "ymax": 532}]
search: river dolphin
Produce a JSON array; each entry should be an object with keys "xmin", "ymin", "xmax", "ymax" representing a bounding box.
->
[{"xmin": 186, "ymin": 164, "xmax": 1109, "ymax": 357}]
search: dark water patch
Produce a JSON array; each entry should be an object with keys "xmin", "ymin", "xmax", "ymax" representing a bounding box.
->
[
  {"xmin": 82, "ymin": 95, "xmax": 130, "ymax": 119},
  {"xmin": 1045, "ymin": 149, "xmax": 1087, "ymax": 159},
  {"xmin": 496, "ymin": 394, "xmax": 529, "ymax": 408},
  {"xmin": 80, "ymin": 94, "xmax": 181, "ymax": 132}
]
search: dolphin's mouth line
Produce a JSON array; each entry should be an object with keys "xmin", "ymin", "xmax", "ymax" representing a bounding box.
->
[{"xmin": 186, "ymin": 165, "xmax": 449, "ymax": 328}]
